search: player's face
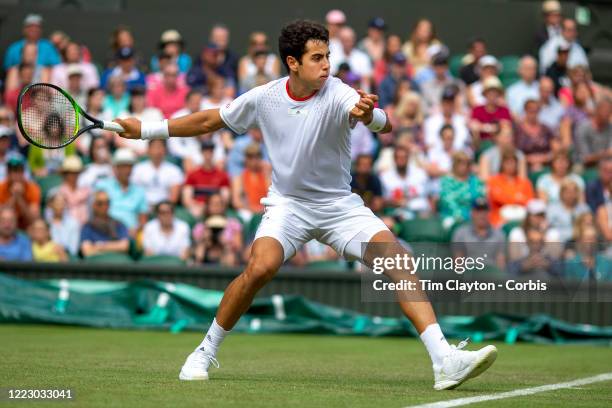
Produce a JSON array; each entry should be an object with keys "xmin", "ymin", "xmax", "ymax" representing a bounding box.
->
[{"xmin": 296, "ymin": 40, "xmax": 330, "ymax": 90}]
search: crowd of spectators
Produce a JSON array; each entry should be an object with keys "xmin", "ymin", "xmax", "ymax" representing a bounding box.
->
[{"xmin": 0, "ymin": 3, "xmax": 610, "ymax": 281}]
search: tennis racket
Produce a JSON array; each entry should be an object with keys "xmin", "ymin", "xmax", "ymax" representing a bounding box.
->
[{"xmin": 17, "ymin": 82, "xmax": 125, "ymax": 149}]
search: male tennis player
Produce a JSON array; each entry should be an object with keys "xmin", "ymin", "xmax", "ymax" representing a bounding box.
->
[{"xmin": 115, "ymin": 20, "xmax": 497, "ymax": 390}]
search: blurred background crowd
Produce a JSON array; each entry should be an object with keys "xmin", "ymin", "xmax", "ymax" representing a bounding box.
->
[{"xmin": 0, "ymin": 1, "xmax": 610, "ymax": 280}]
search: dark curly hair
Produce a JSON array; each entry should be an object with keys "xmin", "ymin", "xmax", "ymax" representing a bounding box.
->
[{"xmin": 278, "ymin": 20, "xmax": 329, "ymax": 72}]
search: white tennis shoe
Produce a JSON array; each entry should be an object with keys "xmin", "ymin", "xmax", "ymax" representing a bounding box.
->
[
  {"xmin": 433, "ymin": 339, "xmax": 497, "ymax": 390},
  {"xmin": 178, "ymin": 347, "xmax": 220, "ymax": 381}
]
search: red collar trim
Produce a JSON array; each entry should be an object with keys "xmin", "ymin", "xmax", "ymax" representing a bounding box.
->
[{"xmin": 286, "ymin": 79, "xmax": 317, "ymax": 102}]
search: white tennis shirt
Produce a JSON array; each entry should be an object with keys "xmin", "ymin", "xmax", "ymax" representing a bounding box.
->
[{"xmin": 220, "ymin": 76, "xmax": 360, "ymax": 204}]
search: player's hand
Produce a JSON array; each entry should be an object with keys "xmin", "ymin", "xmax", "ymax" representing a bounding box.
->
[
  {"xmin": 113, "ymin": 117, "xmax": 141, "ymax": 139},
  {"xmin": 351, "ymin": 90, "xmax": 378, "ymax": 124}
]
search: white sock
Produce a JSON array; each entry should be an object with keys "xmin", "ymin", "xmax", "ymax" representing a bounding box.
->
[
  {"xmin": 419, "ymin": 323, "xmax": 452, "ymax": 368},
  {"xmin": 197, "ymin": 318, "xmax": 230, "ymax": 356}
]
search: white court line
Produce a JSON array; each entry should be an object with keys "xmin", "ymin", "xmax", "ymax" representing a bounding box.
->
[{"xmin": 406, "ymin": 372, "xmax": 612, "ymax": 408}]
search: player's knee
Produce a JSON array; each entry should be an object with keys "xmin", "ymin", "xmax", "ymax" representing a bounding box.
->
[{"xmin": 243, "ymin": 256, "xmax": 278, "ymax": 287}]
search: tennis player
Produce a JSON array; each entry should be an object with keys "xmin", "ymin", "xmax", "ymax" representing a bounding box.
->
[{"xmin": 115, "ymin": 20, "xmax": 497, "ymax": 390}]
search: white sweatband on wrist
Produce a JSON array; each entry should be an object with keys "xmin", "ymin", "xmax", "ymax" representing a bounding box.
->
[
  {"xmin": 140, "ymin": 120, "xmax": 169, "ymax": 140},
  {"xmin": 366, "ymin": 108, "xmax": 387, "ymax": 132}
]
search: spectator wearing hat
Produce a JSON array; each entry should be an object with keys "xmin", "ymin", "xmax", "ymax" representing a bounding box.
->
[
  {"xmin": 378, "ymin": 52, "xmax": 418, "ymax": 109},
  {"xmin": 401, "ymin": 18, "xmax": 442, "ymax": 76},
  {"xmin": 459, "ymin": 38, "xmax": 487, "ymax": 86},
  {"xmin": 131, "ymin": 139, "xmax": 184, "ymax": 207},
  {"xmin": 537, "ymin": 150, "xmax": 584, "ymax": 204},
  {"xmin": 146, "ymin": 63, "xmax": 190, "ymax": 118},
  {"xmin": 94, "ymin": 148, "xmax": 148, "ymax": 236},
  {"xmin": 539, "ymin": 18, "xmax": 588, "ymax": 74},
  {"xmin": 237, "ymin": 32, "xmax": 280, "ymax": 87},
  {"xmin": 192, "ymin": 193, "xmax": 242, "ymax": 265},
  {"xmin": 114, "ymin": 86, "xmax": 163, "ymax": 156},
  {"xmin": 439, "ymin": 151, "xmax": 485, "ymax": 228},
  {"xmin": 546, "ymin": 178, "xmax": 590, "ymax": 243},
  {"xmin": 507, "ymin": 198, "xmax": 562, "ymax": 262},
  {"xmin": 79, "ymin": 190, "xmax": 129, "ymax": 257},
  {"xmin": 0, "ymin": 153, "xmax": 41, "ymax": 230},
  {"xmin": 183, "ymin": 140, "xmax": 231, "ymax": 218},
  {"xmin": 209, "ymin": 24, "xmax": 239, "ymax": 82},
  {"xmin": 4, "ymin": 14, "xmax": 60, "ymax": 70},
  {"xmin": 421, "ymin": 50, "xmax": 464, "ymax": 115},
  {"xmin": 467, "ymin": 55, "xmax": 502, "ymax": 108},
  {"xmin": 325, "ymin": 9, "xmax": 347, "ymax": 64},
  {"xmin": 487, "ymin": 149, "xmax": 535, "ymax": 227},
  {"xmin": 54, "ymin": 156, "xmax": 90, "ymax": 225},
  {"xmin": 0, "ymin": 205, "xmax": 32, "ymax": 261},
  {"xmin": 538, "ymin": 76, "xmax": 564, "ymax": 130},
  {"xmin": 507, "ymin": 56, "xmax": 540, "ymax": 118},
  {"xmin": 142, "ymin": 201, "xmax": 190, "ymax": 260},
  {"xmin": 51, "ymin": 42, "xmax": 99, "ymax": 91},
  {"xmin": 535, "ymin": 0, "xmax": 563, "ymax": 51},
  {"xmin": 574, "ymin": 98, "xmax": 612, "ymax": 169},
  {"xmin": 514, "ymin": 99, "xmax": 559, "ymax": 173},
  {"xmin": 231, "ymin": 143, "xmax": 270, "ymax": 222},
  {"xmin": 330, "ymin": 27, "xmax": 373, "ymax": 91},
  {"xmin": 358, "ymin": 17, "xmax": 387, "ymax": 63},
  {"xmin": 424, "ymin": 85, "xmax": 470, "ymax": 152},
  {"xmin": 150, "ymin": 29, "xmax": 192, "ymax": 73},
  {"xmin": 187, "ymin": 42, "xmax": 235, "ymax": 94},
  {"xmin": 470, "ymin": 76, "xmax": 512, "ymax": 145},
  {"xmin": 45, "ymin": 192, "xmax": 80, "ymax": 256},
  {"xmin": 544, "ymin": 41, "xmax": 570, "ymax": 96},
  {"xmin": 100, "ymin": 46, "xmax": 146, "ymax": 91},
  {"xmin": 451, "ymin": 197, "xmax": 506, "ymax": 270}
]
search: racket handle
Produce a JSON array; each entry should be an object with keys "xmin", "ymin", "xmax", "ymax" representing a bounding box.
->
[{"xmin": 102, "ymin": 120, "xmax": 125, "ymax": 133}]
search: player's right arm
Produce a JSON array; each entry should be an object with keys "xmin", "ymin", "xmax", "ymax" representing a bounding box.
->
[{"xmin": 114, "ymin": 109, "xmax": 226, "ymax": 139}]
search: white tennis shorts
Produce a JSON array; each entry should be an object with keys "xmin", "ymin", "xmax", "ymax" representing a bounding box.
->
[{"xmin": 254, "ymin": 192, "xmax": 389, "ymax": 262}]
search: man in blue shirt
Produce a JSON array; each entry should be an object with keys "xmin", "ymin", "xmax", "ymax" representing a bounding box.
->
[
  {"xmin": 79, "ymin": 190, "xmax": 130, "ymax": 257},
  {"xmin": 4, "ymin": 14, "xmax": 60, "ymax": 70},
  {"xmin": 0, "ymin": 205, "xmax": 32, "ymax": 261},
  {"xmin": 94, "ymin": 149, "xmax": 148, "ymax": 237},
  {"xmin": 101, "ymin": 47, "xmax": 146, "ymax": 91},
  {"xmin": 506, "ymin": 56, "xmax": 540, "ymax": 117},
  {"xmin": 226, "ymin": 127, "xmax": 269, "ymax": 178}
]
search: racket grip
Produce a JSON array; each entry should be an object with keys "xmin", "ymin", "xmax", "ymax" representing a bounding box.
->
[{"xmin": 102, "ymin": 120, "xmax": 125, "ymax": 133}]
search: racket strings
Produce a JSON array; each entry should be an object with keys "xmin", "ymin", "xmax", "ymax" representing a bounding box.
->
[{"xmin": 20, "ymin": 84, "xmax": 78, "ymax": 149}]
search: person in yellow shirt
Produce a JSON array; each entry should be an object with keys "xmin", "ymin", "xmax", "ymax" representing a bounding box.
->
[{"xmin": 28, "ymin": 218, "xmax": 67, "ymax": 262}]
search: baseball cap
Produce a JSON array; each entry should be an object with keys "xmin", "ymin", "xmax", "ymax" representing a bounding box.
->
[
  {"xmin": 23, "ymin": 14, "xmax": 42, "ymax": 26},
  {"xmin": 344, "ymin": 71, "xmax": 361, "ymax": 85},
  {"xmin": 116, "ymin": 47, "xmax": 135, "ymax": 60},
  {"xmin": 66, "ymin": 64, "xmax": 82, "ymax": 77},
  {"xmin": 441, "ymin": 85, "xmax": 458, "ymax": 100},
  {"xmin": 472, "ymin": 197, "xmax": 490, "ymax": 211},
  {"xmin": 326, "ymin": 9, "xmax": 346, "ymax": 25},
  {"xmin": 542, "ymin": 0, "xmax": 561, "ymax": 14},
  {"xmin": 432, "ymin": 51, "xmax": 450, "ymax": 66},
  {"xmin": 368, "ymin": 17, "xmax": 386, "ymax": 31},
  {"xmin": 482, "ymin": 76, "xmax": 504, "ymax": 92},
  {"xmin": 478, "ymin": 55, "xmax": 501, "ymax": 70},
  {"xmin": 391, "ymin": 52, "xmax": 407, "ymax": 65},
  {"xmin": 526, "ymin": 199, "xmax": 547, "ymax": 215},
  {"xmin": 61, "ymin": 155, "xmax": 84, "ymax": 173},
  {"xmin": 201, "ymin": 139, "xmax": 215, "ymax": 150},
  {"xmin": 160, "ymin": 29, "xmax": 182, "ymax": 44},
  {"xmin": 7, "ymin": 152, "xmax": 26, "ymax": 168},
  {"xmin": 112, "ymin": 148, "xmax": 136, "ymax": 165}
]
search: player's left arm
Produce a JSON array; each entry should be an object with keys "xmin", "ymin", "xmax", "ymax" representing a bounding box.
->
[{"xmin": 349, "ymin": 90, "xmax": 392, "ymax": 134}]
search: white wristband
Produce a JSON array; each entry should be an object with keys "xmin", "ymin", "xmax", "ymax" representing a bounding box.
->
[
  {"xmin": 366, "ymin": 108, "xmax": 387, "ymax": 132},
  {"xmin": 141, "ymin": 120, "xmax": 169, "ymax": 140}
]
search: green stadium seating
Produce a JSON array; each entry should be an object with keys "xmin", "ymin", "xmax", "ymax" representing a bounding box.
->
[
  {"xmin": 174, "ymin": 206, "xmax": 198, "ymax": 228},
  {"xmin": 306, "ymin": 260, "xmax": 347, "ymax": 271},
  {"xmin": 399, "ymin": 217, "xmax": 450, "ymax": 243},
  {"xmin": 139, "ymin": 255, "xmax": 186, "ymax": 265},
  {"xmin": 244, "ymin": 212, "xmax": 263, "ymax": 242},
  {"xmin": 35, "ymin": 173, "xmax": 63, "ymax": 201},
  {"xmin": 84, "ymin": 252, "xmax": 134, "ymax": 264},
  {"xmin": 499, "ymin": 55, "xmax": 521, "ymax": 88},
  {"xmin": 528, "ymin": 167, "xmax": 550, "ymax": 188},
  {"xmin": 581, "ymin": 167, "xmax": 599, "ymax": 185},
  {"xmin": 449, "ymin": 54, "xmax": 465, "ymax": 78}
]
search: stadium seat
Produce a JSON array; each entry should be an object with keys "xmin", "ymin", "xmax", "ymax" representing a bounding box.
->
[
  {"xmin": 528, "ymin": 167, "xmax": 550, "ymax": 187},
  {"xmin": 502, "ymin": 221, "xmax": 521, "ymax": 237},
  {"xmin": 449, "ymin": 54, "xmax": 465, "ymax": 77},
  {"xmin": 139, "ymin": 254, "xmax": 186, "ymax": 265},
  {"xmin": 244, "ymin": 212, "xmax": 263, "ymax": 242},
  {"xmin": 174, "ymin": 206, "xmax": 198, "ymax": 228},
  {"xmin": 399, "ymin": 217, "xmax": 451, "ymax": 243},
  {"xmin": 306, "ymin": 260, "xmax": 347, "ymax": 271},
  {"xmin": 84, "ymin": 252, "xmax": 134, "ymax": 264},
  {"xmin": 499, "ymin": 55, "xmax": 521, "ymax": 87},
  {"xmin": 581, "ymin": 167, "xmax": 600, "ymax": 185},
  {"xmin": 35, "ymin": 173, "xmax": 63, "ymax": 201}
]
